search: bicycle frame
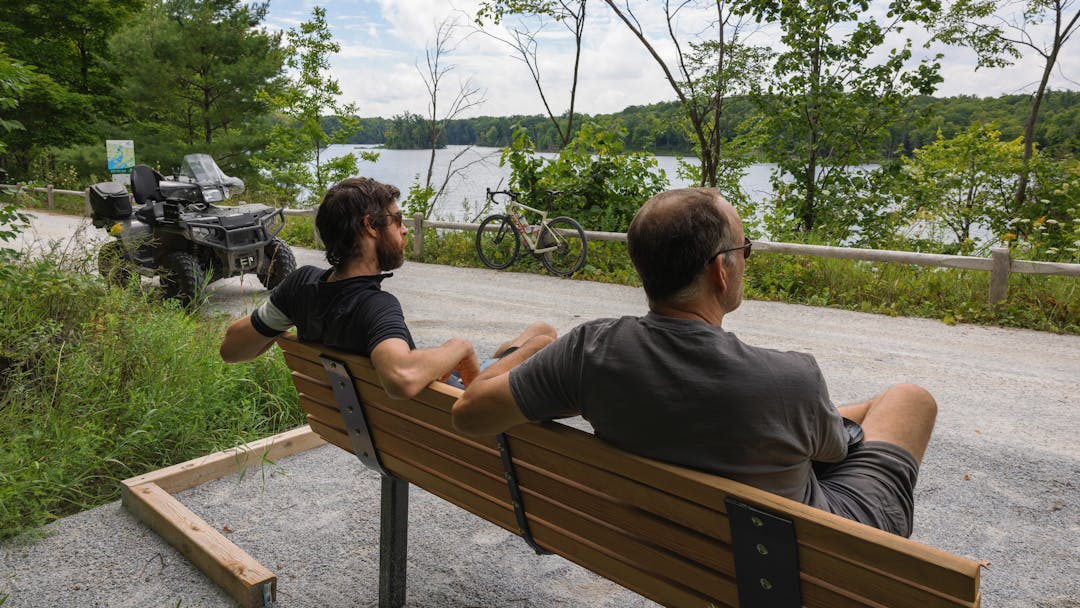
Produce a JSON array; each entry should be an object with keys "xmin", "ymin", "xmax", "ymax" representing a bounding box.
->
[{"xmin": 500, "ymin": 196, "xmax": 561, "ymax": 254}]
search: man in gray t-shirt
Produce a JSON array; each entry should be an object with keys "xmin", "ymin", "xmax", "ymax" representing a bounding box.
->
[{"xmin": 452, "ymin": 188, "xmax": 938, "ymax": 537}]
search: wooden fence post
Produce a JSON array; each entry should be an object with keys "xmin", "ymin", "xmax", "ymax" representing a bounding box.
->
[
  {"xmin": 84, "ymin": 188, "xmax": 92, "ymax": 217},
  {"xmin": 47, "ymin": 184, "xmax": 54, "ymax": 210},
  {"xmin": 412, "ymin": 213, "xmax": 424, "ymax": 259},
  {"xmin": 989, "ymin": 247, "xmax": 1011, "ymax": 305}
]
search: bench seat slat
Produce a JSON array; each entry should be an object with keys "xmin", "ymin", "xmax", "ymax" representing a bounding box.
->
[
  {"xmin": 307, "ymin": 418, "xmax": 717, "ymax": 608},
  {"xmin": 276, "ymin": 335, "xmax": 983, "ymax": 608}
]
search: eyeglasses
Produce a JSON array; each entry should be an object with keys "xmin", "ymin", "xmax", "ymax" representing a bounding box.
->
[
  {"xmin": 708, "ymin": 236, "xmax": 752, "ymax": 263},
  {"xmin": 378, "ymin": 210, "xmax": 404, "ymax": 227}
]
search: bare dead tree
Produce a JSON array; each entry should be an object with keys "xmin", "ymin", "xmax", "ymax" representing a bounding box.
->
[
  {"xmin": 475, "ymin": 0, "xmax": 587, "ymax": 147},
  {"xmin": 602, "ymin": 0, "xmax": 765, "ymax": 187},
  {"xmin": 416, "ymin": 16, "xmax": 488, "ymax": 217}
]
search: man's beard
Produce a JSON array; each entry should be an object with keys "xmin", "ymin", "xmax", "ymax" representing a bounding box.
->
[{"xmin": 376, "ymin": 232, "xmax": 405, "ymax": 271}]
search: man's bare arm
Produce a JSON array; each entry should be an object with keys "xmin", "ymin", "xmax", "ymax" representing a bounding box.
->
[
  {"xmin": 370, "ymin": 337, "xmax": 478, "ymax": 399},
  {"xmin": 220, "ymin": 316, "xmax": 278, "ymax": 363},
  {"xmin": 451, "ymin": 334, "xmax": 554, "ymax": 436}
]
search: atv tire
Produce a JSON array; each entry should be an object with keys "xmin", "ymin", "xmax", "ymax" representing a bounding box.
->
[
  {"xmin": 159, "ymin": 251, "xmax": 206, "ymax": 307},
  {"xmin": 98, "ymin": 241, "xmax": 136, "ymax": 286},
  {"xmin": 257, "ymin": 237, "xmax": 296, "ymax": 290}
]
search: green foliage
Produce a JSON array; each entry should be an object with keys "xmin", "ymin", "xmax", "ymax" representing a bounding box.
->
[
  {"xmin": 500, "ymin": 124, "xmax": 668, "ymax": 232},
  {"xmin": 0, "ymin": 197, "xmax": 27, "ymax": 259},
  {"xmin": 0, "ymin": 253, "xmax": 302, "ymax": 540},
  {"xmin": 740, "ymin": 0, "xmax": 943, "ymax": 236},
  {"xmin": 0, "ymin": 46, "xmax": 31, "ymax": 158},
  {"xmin": 898, "ymin": 124, "xmax": 1025, "ymax": 249},
  {"xmin": 252, "ymin": 6, "xmax": 358, "ymax": 206},
  {"xmin": 745, "ymin": 254, "xmax": 1078, "ymax": 334},
  {"xmin": 385, "ymin": 111, "xmax": 444, "ymax": 150},
  {"xmin": 402, "ymin": 183, "xmax": 437, "ymax": 219},
  {"xmin": 106, "ymin": 0, "xmax": 286, "ymax": 171},
  {"xmin": 1005, "ymin": 159, "xmax": 1080, "ymax": 263}
]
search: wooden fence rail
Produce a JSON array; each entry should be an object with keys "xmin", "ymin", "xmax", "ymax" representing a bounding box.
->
[{"xmin": 7, "ymin": 187, "xmax": 1078, "ymax": 304}]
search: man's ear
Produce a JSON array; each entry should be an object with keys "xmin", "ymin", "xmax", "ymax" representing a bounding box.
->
[
  {"xmin": 706, "ymin": 255, "xmax": 729, "ymax": 294},
  {"xmin": 362, "ymin": 216, "xmax": 380, "ymax": 238}
]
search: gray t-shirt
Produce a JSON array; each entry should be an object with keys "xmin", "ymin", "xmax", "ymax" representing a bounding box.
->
[{"xmin": 508, "ymin": 312, "xmax": 848, "ymax": 509}]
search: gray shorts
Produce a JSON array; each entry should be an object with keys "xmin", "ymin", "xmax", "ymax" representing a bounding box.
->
[{"xmin": 817, "ymin": 441, "xmax": 918, "ymax": 537}]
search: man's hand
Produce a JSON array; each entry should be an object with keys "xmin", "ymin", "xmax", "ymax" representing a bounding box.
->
[
  {"xmin": 451, "ymin": 333, "xmax": 555, "ymax": 436},
  {"xmin": 454, "ymin": 351, "xmax": 482, "ymax": 387}
]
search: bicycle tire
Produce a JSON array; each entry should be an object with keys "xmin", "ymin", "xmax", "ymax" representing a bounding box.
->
[
  {"xmin": 476, "ymin": 214, "xmax": 521, "ymax": 269},
  {"xmin": 538, "ymin": 216, "xmax": 588, "ymax": 276}
]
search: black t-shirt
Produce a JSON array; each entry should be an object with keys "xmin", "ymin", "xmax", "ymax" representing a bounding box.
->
[{"xmin": 251, "ymin": 265, "xmax": 414, "ymax": 356}]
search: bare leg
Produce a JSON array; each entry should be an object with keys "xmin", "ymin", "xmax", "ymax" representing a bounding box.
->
[
  {"xmin": 837, "ymin": 384, "xmax": 938, "ymax": 464},
  {"xmin": 493, "ymin": 322, "xmax": 557, "ymax": 358}
]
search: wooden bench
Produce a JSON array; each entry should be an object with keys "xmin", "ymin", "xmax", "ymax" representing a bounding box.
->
[{"xmin": 277, "ymin": 333, "xmax": 985, "ymax": 608}]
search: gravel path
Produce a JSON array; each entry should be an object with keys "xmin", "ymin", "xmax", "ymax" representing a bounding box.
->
[{"xmin": 2, "ymin": 210, "xmax": 1078, "ymax": 607}]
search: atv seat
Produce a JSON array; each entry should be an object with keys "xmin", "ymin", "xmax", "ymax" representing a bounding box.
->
[{"xmin": 131, "ymin": 165, "xmax": 165, "ymax": 205}]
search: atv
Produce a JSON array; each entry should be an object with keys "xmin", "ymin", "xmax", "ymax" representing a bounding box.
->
[{"xmin": 89, "ymin": 153, "xmax": 296, "ymax": 306}]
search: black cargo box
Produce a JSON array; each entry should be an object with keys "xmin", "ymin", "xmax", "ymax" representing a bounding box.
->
[{"xmin": 89, "ymin": 182, "xmax": 132, "ymax": 220}]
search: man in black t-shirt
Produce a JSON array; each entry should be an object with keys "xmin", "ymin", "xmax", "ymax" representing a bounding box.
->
[{"xmin": 221, "ymin": 177, "xmax": 552, "ymax": 398}]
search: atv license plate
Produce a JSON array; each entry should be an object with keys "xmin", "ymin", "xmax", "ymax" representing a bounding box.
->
[{"xmin": 239, "ymin": 255, "xmax": 256, "ymax": 269}]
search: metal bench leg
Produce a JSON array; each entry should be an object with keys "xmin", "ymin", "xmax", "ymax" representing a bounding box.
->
[{"xmin": 379, "ymin": 475, "xmax": 409, "ymax": 608}]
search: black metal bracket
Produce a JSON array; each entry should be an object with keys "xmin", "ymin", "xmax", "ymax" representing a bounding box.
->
[
  {"xmin": 320, "ymin": 355, "xmax": 391, "ymax": 477},
  {"xmin": 496, "ymin": 433, "xmax": 550, "ymax": 555},
  {"xmin": 725, "ymin": 498, "xmax": 802, "ymax": 608}
]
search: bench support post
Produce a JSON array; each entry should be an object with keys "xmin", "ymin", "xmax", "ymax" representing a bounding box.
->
[
  {"xmin": 321, "ymin": 354, "xmax": 409, "ymax": 607},
  {"xmin": 379, "ymin": 475, "xmax": 409, "ymax": 608},
  {"xmin": 726, "ymin": 498, "xmax": 801, "ymax": 608}
]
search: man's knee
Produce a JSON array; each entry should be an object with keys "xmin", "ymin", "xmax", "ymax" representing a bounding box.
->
[
  {"xmin": 889, "ymin": 383, "xmax": 938, "ymax": 421},
  {"xmin": 527, "ymin": 322, "xmax": 557, "ymax": 340}
]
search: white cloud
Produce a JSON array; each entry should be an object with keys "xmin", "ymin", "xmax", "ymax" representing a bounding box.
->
[{"xmin": 270, "ymin": 0, "xmax": 1080, "ymax": 117}]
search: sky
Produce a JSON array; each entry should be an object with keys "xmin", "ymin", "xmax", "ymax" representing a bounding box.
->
[{"xmin": 261, "ymin": 0, "xmax": 1080, "ymax": 119}]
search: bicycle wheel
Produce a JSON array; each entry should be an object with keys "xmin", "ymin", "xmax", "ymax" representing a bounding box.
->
[
  {"xmin": 476, "ymin": 214, "xmax": 521, "ymax": 269},
  {"xmin": 538, "ymin": 216, "xmax": 587, "ymax": 276}
]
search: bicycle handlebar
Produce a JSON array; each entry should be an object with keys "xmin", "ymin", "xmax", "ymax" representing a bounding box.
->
[{"xmin": 487, "ymin": 188, "xmax": 563, "ymax": 201}]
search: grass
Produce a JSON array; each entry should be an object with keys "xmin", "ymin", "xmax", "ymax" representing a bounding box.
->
[{"xmin": 0, "ymin": 245, "xmax": 303, "ymax": 542}]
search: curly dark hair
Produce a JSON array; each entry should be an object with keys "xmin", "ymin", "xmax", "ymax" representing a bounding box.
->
[
  {"xmin": 315, "ymin": 177, "xmax": 401, "ymax": 267},
  {"xmin": 626, "ymin": 188, "xmax": 736, "ymax": 303}
]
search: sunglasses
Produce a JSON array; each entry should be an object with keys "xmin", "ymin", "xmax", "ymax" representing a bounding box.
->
[
  {"xmin": 377, "ymin": 210, "xmax": 404, "ymax": 227},
  {"xmin": 708, "ymin": 236, "xmax": 752, "ymax": 263}
]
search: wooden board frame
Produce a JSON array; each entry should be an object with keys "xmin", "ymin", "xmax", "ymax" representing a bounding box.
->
[{"xmin": 121, "ymin": 425, "xmax": 326, "ymax": 608}]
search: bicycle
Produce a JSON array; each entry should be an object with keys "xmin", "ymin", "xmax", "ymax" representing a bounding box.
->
[{"xmin": 475, "ymin": 189, "xmax": 588, "ymax": 276}]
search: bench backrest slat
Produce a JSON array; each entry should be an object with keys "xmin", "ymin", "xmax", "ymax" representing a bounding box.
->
[{"xmin": 277, "ymin": 335, "xmax": 983, "ymax": 608}]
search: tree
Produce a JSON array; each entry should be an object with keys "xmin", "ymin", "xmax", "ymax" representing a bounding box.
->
[
  {"xmin": 737, "ymin": 0, "xmax": 943, "ymax": 238},
  {"xmin": 476, "ymin": 0, "xmax": 587, "ymax": 147},
  {"xmin": 899, "ymin": 124, "xmax": 1025, "ymax": 249},
  {"xmin": 0, "ymin": 47, "xmax": 31, "ymax": 253},
  {"xmin": 602, "ymin": 0, "xmax": 768, "ymax": 200},
  {"xmin": 936, "ymin": 0, "xmax": 1080, "ymax": 207},
  {"xmin": 0, "ymin": 0, "xmax": 143, "ymax": 178},
  {"xmin": 109, "ymin": 0, "xmax": 286, "ymax": 171},
  {"xmin": 254, "ymin": 6, "xmax": 366, "ymax": 206},
  {"xmin": 501, "ymin": 124, "xmax": 669, "ymax": 231},
  {"xmin": 406, "ymin": 16, "xmax": 491, "ymax": 219}
]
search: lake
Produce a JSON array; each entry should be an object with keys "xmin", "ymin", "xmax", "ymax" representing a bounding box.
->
[{"xmin": 322, "ymin": 144, "xmax": 778, "ymax": 222}]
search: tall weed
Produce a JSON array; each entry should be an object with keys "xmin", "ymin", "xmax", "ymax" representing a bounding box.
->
[{"xmin": 0, "ymin": 254, "xmax": 301, "ymax": 541}]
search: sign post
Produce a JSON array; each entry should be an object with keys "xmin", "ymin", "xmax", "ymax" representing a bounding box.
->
[{"xmin": 106, "ymin": 140, "xmax": 135, "ymax": 186}]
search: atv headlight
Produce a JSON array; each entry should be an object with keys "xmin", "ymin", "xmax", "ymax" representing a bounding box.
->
[
  {"xmin": 191, "ymin": 226, "xmax": 223, "ymax": 244},
  {"xmin": 260, "ymin": 212, "xmax": 283, "ymax": 234},
  {"xmin": 202, "ymin": 188, "xmax": 224, "ymax": 203}
]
